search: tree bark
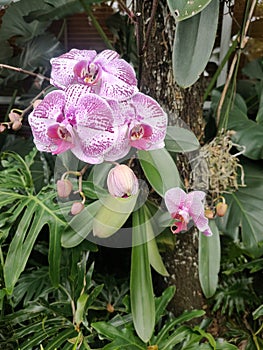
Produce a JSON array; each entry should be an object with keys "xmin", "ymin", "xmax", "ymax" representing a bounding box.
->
[{"xmin": 139, "ymin": 0, "xmax": 207, "ymax": 317}]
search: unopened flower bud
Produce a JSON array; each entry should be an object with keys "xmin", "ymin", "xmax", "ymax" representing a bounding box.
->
[
  {"xmin": 71, "ymin": 202, "xmax": 84, "ymax": 215},
  {"xmin": 216, "ymin": 202, "xmax": 228, "ymax": 217},
  {"xmin": 0, "ymin": 124, "xmax": 6, "ymax": 133},
  {"xmin": 9, "ymin": 111, "xmax": 21, "ymax": 122},
  {"xmin": 205, "ymin": 209, "xmax": 214, "ymax": 219},
  {"xmin": 12, "ymin": 120, "xmax": 22, "ymax": 131},
  {"xmin": 107, "ymin": 164, "xmax": 139, "ymax": 198},
  {"xmin": 57, "ymin": 179, "xmax": 73, "ymax": 198},
  {"xmin": 106, "ymin": 303, "xmax": 114, "ymax": 313}
]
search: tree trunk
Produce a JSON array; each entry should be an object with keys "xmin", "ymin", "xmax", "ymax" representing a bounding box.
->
[{"xmin": 139, "ymin": 0, "xmax": 207, "ymax": 317}]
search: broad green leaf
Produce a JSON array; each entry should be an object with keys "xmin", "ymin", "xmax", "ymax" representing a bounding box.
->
[
  {"xmin": 165, "ymin": 126, "xmax": 200, "ymax": 153},
  {"xmin": 93, "ymin": 194, "xmax": 138, "ymax": 238},
  {"xmin": 0, "ymin": 152, "xmax": 67, "ymax": 294},
  {"xmin": 172, "ymin": 0, "xmax": 219, "ymax": 88},
  {"xmin": 167, "ymin": 0, "xmax": 213, "ymax": 21},
  {"xmin": 131, "ymin": 207, "xmax": 155, "ymax": 343},
  {"xmin": 91, "ymin": 322, "xmax": 146, "ymax": 349},
  {"xmin": 144, "ymin": 207, "xmax": 169, "ymax": 276},
  {"xmin": 0, "ymin": 41, "xmax": 13, "ymax": 61},
  {"xmin": 158, "ymin": 325, "xmax": 191, "ymax": 349},
  {"xmin": 242, "ymin": 57, "xmax": 263, "ymax": 80},
  {"xmin": 138, "ymin": 148, "xmax": 182, "ymax": 197},
  {"xmin": 61, "ymin": 201, "xmax": 102, "ymax": 248},
  {"xmin": 0, "ymin": 0, "xmax": 51, "ymax": 43},
  {"xmin": 198, "ymin": 220, "xmax": 220, "ymax": 298},
  {"xmin": 216, "ymin": 160, "xmax": 263, "ymax": 258}
]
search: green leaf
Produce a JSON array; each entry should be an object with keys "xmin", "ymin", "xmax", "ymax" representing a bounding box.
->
[
  {"xmin": 167, "ymin": 0, "xmax": 213, "ymax": 21},
  {"xmin": 227, "ymin": 94, "xmax": 263, "ymax": 160},
  {"xmin": 93, "ymin": 194, "xmax": 138, "ymax": 238},
  {"xmin": 92, "ymin": 322, "xmax": 146, "ymax": 349},
  {"xmin": 253, "ymin": 304, "xmax": 263, "ymax": 320},
  {"xmin": 172, "ymin": 0, "xmax": 219, "ymax": 88},
  {"xmin": 138, "ymin": 148, "xmax": 182, "ymax": 197},
  {"xmin": 0, "ymin": 152, "xmax": 67, "ymax": 294},
  {"xmin": 255, "ymin": 81, "xmax": 263, "ymax": 125},
  {"xmin": 131, "ymin": 207, "xmax": 155, "ymax": 343},
  {"xmin": 74, "ymin": 293, "xmax": 89, "ymax": 327},
  {"xmin": 144, "ymin": 207, "xmax": 169, "ymax": 277},
  {"xmin": 216, "ymin": 160, "xmax": 263, "ymax": 258},
  {"xmin": 0, "ymin": 0, "xmax": 51, "ymax": 43},
  {"xmin": 61, "ymin": 201, "xmax": 102, "ymax": 248},
  {"xmin": 155, "ymin": 286, "xmax": 176, "ymax": 325},
  {"xmin": 198, "ymin": 220, "xmax": 220, "ymax": 298},
  {"xmin": 165, "ymin": 126, "xmax": 200, "ymax": 153}
]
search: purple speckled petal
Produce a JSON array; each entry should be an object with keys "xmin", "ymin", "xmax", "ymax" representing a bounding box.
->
[
  {"xmin": 129, "ymin": 93, "xmax": 167, "ymax": 150},
  {"xmin": 70, "ymin": 94, "xmax": 118, "ymax": 163},
  {"xmin": 28, "ymin": 91, "xmax": 66, "ymax": 152},
  {"xmin": 95, "ymin": 49, "xmax": 137, "ymax": 85},
  {"xmin": 187, "ymin": 191, "xmax": 212, "ymax": 236},
  {"xmin": 50, "ymin": 49, "xmax": 97, "ymax": 89},
  {"xmin": 104, "ymin": 124, "xmax": 131, "ymax": 161},
  {"xmin": 65, "ymin": 84, "xmax": 93, "ymax": 111},
  {"xmin": 164, "ymin": 187, "xmax": 187, "ymax": 217},
  {"xmin": 94, "ymin": 69, "xmax": 138, "ymax": 101}
]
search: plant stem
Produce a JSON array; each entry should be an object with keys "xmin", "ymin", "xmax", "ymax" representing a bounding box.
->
[
  {"xmin": 0, "ymin": 64, "xmax": 50, "ymax": 81},
  {"xmin": 79, "ymin": 0, "xmax": 114, "ymax": 50}
]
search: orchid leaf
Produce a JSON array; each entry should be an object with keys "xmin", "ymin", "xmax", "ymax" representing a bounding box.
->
[
  {"xmin": 172, "ymin": 0, "xmax": 219, "ymax": 88},
  {"xmin": 131, "ymin": 206, "xmax": 155, "ymax": 343},
  {"xmin": 216, "ymin": 160, "xmax": 263, "ymax": 258},
  {"xmin": 167, "ymin": 0, "xmax": 213, "ymax": 22},
  {"xmin": 93, "ymin": 194, "xmax": 138, "ymax": 238},
  {"xmin": 138, "ymin": 148, "xmax": 182, "ymax": 197},
  {"xmin": 144, "ymin": 207, "xmax": 169, "ymax": 277},
  {"xmin": 61, "ymin": 200, "xmax": 102, "ymax": 248},
  {"xmin": 165, "ymin": 126, "xmax": 200, "ymax": 152},
  {"xmin": 198, "ymin": 220, "xmax": 221, "ymax": 298}
]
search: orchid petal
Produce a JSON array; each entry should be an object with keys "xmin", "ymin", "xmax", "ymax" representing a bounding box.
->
[
  {"xmin": 50, "ymin": 49, "xmax": 97, "ymax": 89},
  {"xmin": 164, "ymin": 187, "xmax": 187, "ymax": 216}
]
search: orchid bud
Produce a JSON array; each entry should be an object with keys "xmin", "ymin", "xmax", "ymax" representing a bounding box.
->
[
  {"xmin": 205, "ymin": 209, "xmax": 214, "ymax": 219},
  {"xmin": 56, "ymin": 179, "xmax": 73, "ymax": 198},
  {"xmin": 106, "ymin": 303, "xmax": 114, "ymax": 313},
  {"xmin": 216, "ymin": 202, "xmax": 228, "ymax": 217},
  {"xmin": 0, "ymin": 124, "xmax": 6, "ymax": 133},
  {"xmin": 12, "ymin": 120, "xmax": 22, "ymax": 131},
  {"xmin": 8, "ymin": 111, "xmax": 21, "ymax": 122},
  {"xmin": 71, "ymin": 202, "xmax": 84, "ymax": 215},
  {"xmin": 107, "ymin": 164, "xmax": 139, "ymax": 198}
]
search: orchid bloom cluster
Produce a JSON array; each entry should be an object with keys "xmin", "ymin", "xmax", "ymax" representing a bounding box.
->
[
  {"xmin": 28, "ymin": 49, "xmax": 168, "ymax": 164},
  {"xmin": 28, "ymin": 48, "xmax": 213, "ymax": 236}
]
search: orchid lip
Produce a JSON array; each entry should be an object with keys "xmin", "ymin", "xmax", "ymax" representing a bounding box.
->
[
  {"xmin": 74, "ymin": 60, "xmax": 100, "ymax": 86},
  {"xmin": 130, "ymin": 123, "xmax": 153, "ymax": 141}
]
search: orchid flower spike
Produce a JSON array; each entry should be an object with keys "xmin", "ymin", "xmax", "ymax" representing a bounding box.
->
[
  {"xmin": 164, "ymin": 187, "xmax": 212, "ymax": 236},
  {"xmin": 50, "ymin": 49, "xmax": 138, "ymax": 101}
]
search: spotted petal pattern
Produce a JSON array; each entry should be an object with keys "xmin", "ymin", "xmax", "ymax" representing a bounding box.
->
[
  {"xmin": 164, "ymin": 187, "xmax": 212, "ymax": 236},
  {"xmin": 50, "ymin": 49, "xmax": 138, "ymax": 101}
]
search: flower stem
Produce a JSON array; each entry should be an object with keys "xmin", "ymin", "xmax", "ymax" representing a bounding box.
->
[{"xmin": 0, "ymin": 63, "xmax": 50, "ymax": 81}]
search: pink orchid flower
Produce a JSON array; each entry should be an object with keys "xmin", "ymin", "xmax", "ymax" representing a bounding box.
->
[
  {"xmin": 50, "ymin": 49, "xmax": 138, "ymax": 101},
  {"xmin": 28, "ymin": 86, "xmax": 119, "ymax": 164},
  {"xmin": 105, "ymin": 92, "xmax": 168, "ymax": 159},
  {"xmin": 164, "ymin": 187, "xmax": 212, "ymax": 236}
]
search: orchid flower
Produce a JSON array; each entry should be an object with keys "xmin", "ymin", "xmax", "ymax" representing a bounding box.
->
[
  {"xmin": 28, "ymin": 87, "xmax": 120, "ymax": 164},
  {"xmin": 164, "ymin": 187, "xmax": 212, "ymax": 236},
  {"xmin": 105, "ymin": 92, "xmax": 168, "ymax": 159},
  {"xmin": 50, "ymin": 49, "xmax": 138, "ymax": 101}
]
